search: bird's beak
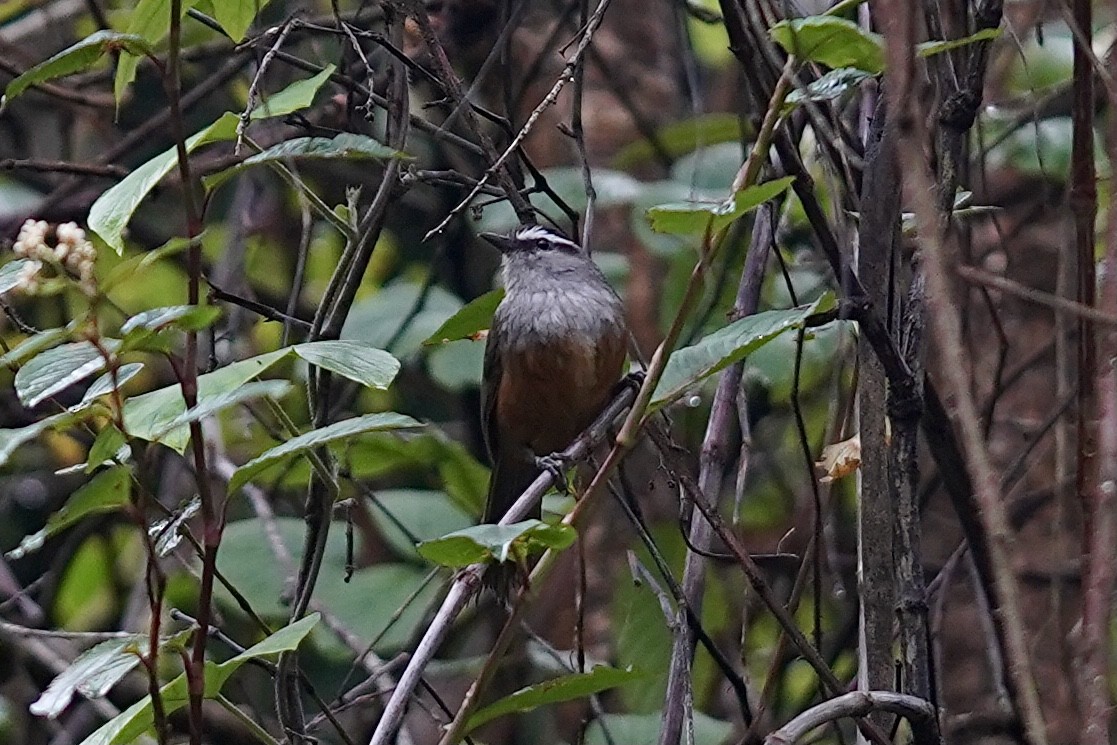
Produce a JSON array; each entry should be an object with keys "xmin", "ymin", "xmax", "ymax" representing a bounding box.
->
[{"xmin": 480, "ymin": 232, "xmax": 515, "ymax": 253}]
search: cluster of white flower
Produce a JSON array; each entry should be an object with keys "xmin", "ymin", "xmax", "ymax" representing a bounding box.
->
[{"xmin": 11, "ymin": 219, "xmax": 97, "ymax": 295}]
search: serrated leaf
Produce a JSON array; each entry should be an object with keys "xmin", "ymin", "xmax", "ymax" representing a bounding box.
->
[
  {"xmin": 917, "ymin": 27, "xmax": 1001, "ymax": 58},
  {"xmin": 416, "ymin": 520, "xmax": 576, "ymax": 568},
  {"xmin": 770, "ymin": 16, "xmax": 884, "ymax": 74},
  {"xmin": 784, "ymin": 67, "xmax": 872, "ymax": 111},
  {"xmin": 77, "ymin": 614, "xmax": 318, "ymax": 745},
  {"xmin": 89, "ymin": 112, "xmax": 239, "ymax": 253},
  {"xmin": 1, "ymin": 31, "xmax": 154, "ymax": 108},
  {"xmin": 7, "ymin": 466, "xmax": 132, "ymax": 560},
  {"xmin": 0, "ymin": 259, "xmax": 35, "ymax": 294},
  {"xmin": 228, "ymin": 413, "xmax": 424, "ymax": 493},
  {"xmin": 86, "ymin": 424, "xmax": 127, "ymax": 473},
  {"xmin": 121, "ymin": 348, "xmax": 289, "ymax": 450},
  {"xmin": 30, "ymin": 635, "xmax": 144, "ymax": 719},
  {"xmin": 293, "ymin": 340, "xmax": 400, "ymax": 389},
  {"xmin": 423, "ymin": 289, "xmax": 503, "ymax": 345},
  {"xmin": 646, "ymin": 177, "xmax": 795, "ymax": 235},
  {"xmin": 652, "ymin": 297, "xmax": 829, "ymax": 410},
  {"xmin": 203, "ymin": 132, "xmax": 408, "ymax": 192},
  {"xmin": 74, "ymin": 363, "xmax": 145, "ymax": 411},
  {"xmin": 466, "ymin": 665, "xmax": 642, "ymax": 732},
  {"xmin": 249, "ymin": 64, "xmax": 335, "ymax": 119},
  {"xmin": 153, "ymin": 379, "xmax": 292, "ymax": 439},
  {"xmin": 16, "ymin": 341, "xmax": 118, "ymax": 408},
  {"xmin": 211, "ymin": 0, "xmax": 274, "ymax": 41}
]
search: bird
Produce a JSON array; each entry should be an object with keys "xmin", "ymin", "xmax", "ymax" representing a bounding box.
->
[{"xmin": 478, "ymin": 224, "xmax": 629, "ymax": 600}]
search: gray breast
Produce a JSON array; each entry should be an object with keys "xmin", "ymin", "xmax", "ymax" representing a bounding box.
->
[{"xmin": 497, "ymin": 259, "xmax": 624, "ymax": 351}]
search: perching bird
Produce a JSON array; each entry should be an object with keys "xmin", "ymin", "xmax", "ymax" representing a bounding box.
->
[{"xmin": 478, "ymin": 225, "xmax": 629, "ymax": 599}]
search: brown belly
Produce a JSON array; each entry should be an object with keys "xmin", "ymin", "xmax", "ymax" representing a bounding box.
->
[{"xmin": 496, "ymin": 330, "xmax": 626, "ymax": 454}]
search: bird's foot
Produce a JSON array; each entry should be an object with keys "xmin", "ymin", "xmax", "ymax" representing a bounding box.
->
[
  {"xmin": 618, "ymin": 370, "xmax": 646, "ymax": 394},
  {"xmin": 535, "ymin": 453, "xmax": 570, "ymax": 494}
]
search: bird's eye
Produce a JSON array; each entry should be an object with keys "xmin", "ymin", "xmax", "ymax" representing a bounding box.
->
[{"xmin": 536, "ymin": 238, "xmax": 549, "ymax": 250}]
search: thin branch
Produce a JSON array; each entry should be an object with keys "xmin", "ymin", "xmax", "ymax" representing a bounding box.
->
[
  {"xmin": 658, "ymin": 196, "xmax": 778, "ymax": 745},
  {"xmin": 365, "ymin": 384, "xmax": 638, "ymax": 745},
  {"xmin": 955, "ymin": 265, "xmax": 1117, "ymax": 326},
  {"xmin": 423, "ymin": 0, "xmax": 615, "ymax": 240},
  {"xmin": 764, "ymin": 691, "xmax": 939, "ymax": 745}
]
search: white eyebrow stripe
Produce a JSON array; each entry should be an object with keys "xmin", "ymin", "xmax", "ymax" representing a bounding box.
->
[{"xmin": 513, "ymin": 225, "xmax": 581, "ymax": 251}]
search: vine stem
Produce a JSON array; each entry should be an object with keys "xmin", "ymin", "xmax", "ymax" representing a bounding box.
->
[{"xmin": 161, "ymin": 2, "xmax": 222, "ymax": 743}]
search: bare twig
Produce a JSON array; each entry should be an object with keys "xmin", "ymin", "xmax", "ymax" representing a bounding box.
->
[
  {"xmin": 423, "ymin": 0, "xmax": 614, "ymax": 240},
  {"xmin": 366, "ymin": 385, "xmax": 638, "ymax": 745},
  {"xmin": 956, "ymin": 265, "xmax": 1117, "ymax": 327},
  {"xmin": 657, "ymin": 197, "xmax": 778, "ymax": 745},
  {"xmin": 764, "ymin": 691, "xmax": 939, "ymax": 745}
]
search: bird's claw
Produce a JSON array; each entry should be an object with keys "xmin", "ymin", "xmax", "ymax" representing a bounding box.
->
[
  {"xmin": 535, "ymin": 453, "xmax": 570, "ymax": 494},
  {"xmin": 620, "ymin": 370, "xmax": 646, "ymax": 393}
]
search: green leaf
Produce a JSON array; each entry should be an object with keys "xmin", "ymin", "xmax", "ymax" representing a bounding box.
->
[
  {"xmin": 423, "ymin": 289, "xmax": 504, "ymax": 345},
  {"xmin": 465, "ymin": 666, "xmax": 642, "ymax": 732},
  {"xmin": 292, "ymin": 340, "xmax": 400, "ymax": 390},
  {"xmin": 7, "ymin": 466, "xmax": 132, "ymax": 560},
  {"xmin": 203, "ymin": 132, "xmax": 408, "ymax": 192},
  {"xmin": 416, "ymin": 520, "xmax": 576, "ymax": 568},
  {"xmin": 1, "ymin": 31, "xmax": 154, "ymax": 108},
  {"xmin": 228, "ymin": 412, "xmax": 424, "ymax": 493},
  {"xmin": 86, "ymin": 424, "xmax": 128, "ymax": 473},
  {"xmin": 770, "ymin": 16, "xmax": 884, "ymax": 74},
  {"xmin": 784, "ymin": 67, "xmax": 872, "ymax": 111},
  {"xmin": 119, "ymin": 305, "xmax": 222, "ymax": 352},
  {"xmin": 652, "ymin": 296, "xmax": 829, "ymax": 410},
  {"xmin": 345, "ymin": 431, "xmax": 489, "ymax": 516},
  {"xmin": 16, "ymin": 341, "xmax": 118, "ymax": 408},
  {"xmin": 584, "ymin": 713, "xmax": 733, "ymax": 745},
  {"xmin": 122, "ymin": 348, "xmax": 288, "ymax": 450},
  {"xmin": 121, "ymin": 305, "xmax": 221, "ymax": 335},
  {"xmin": 917, "ymin": 27, "xmax": 1001, "ymax": 58},
  {"xmin": 113, "ymin": 0, "xmax": 198, "ymax": 104},
  {"xmin": 646, "ymin": 176, "xmax": 795, "ymax": 235},
  {"xmin": 341, "ymin": 280, "xmax": 466, "ymax": 357},
  {"xmin": 249, "ymin": 64, "xmax": 336, "ymax": 119},
  {"xmin": 0, "ymin": 412, "xmax": 78, "ymax": 469},
  {"xmin": 210, "ymin": 0, "xmax": 274, "ymax": 41},
  {"xmin": 30, "ymin": 635, "xmax": 144, "ymax": 719},
  {"xmin": 216, "ymin": 519, "xmax": 440, "ymax": 653},
  {"xmin": 0, "ymin": 258, "xmax": 34, "ymax": 294},
  {"xmin": 74, "ymin": 363, "xmax": 145, "ymax": 411},
  {"xmin": 612, "ymin": 113, "xmax": 747, "ymax": 170},
  {"xmin": 0, "ymin": 327, "xmax": 68, "ymax": 368},
  {"xmin": 77, "ymin": 614, "xmax": 318, "ymax": 745},
  {"xmin": 153, "ymin": 379, "xmax": 292, "ymax": 439},
  {"xmin": 367, "ymin": 489, "xmax": 473, "ymax": 559},
  {"xmin": 89, "ymin": 112, "xmax": 239, "ymax": 253},
  {"xmin": 101, "ymin": 237, "xmax": 191, "ymax": 291}
]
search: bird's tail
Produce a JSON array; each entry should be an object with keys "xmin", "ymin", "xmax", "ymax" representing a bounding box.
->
[{"xmin": 482, "ymin": 454, "xmax": 541, "ymax": 603}]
